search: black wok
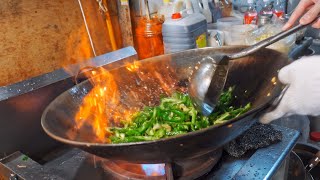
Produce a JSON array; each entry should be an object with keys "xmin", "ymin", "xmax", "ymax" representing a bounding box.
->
[{"xmin": 41, "ymin": 46, "xmax": 289, "ymax": 163}]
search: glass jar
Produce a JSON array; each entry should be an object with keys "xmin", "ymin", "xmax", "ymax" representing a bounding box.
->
[{"xmin": 134, "ymin": 17, "xmax": 164, "ymax": 59}]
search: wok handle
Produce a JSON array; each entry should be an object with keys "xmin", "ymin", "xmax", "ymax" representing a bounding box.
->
[
  {"xmin": 73, "ymin": 66, "xmax": 100, "ymax": 85},
  {"xmin": 229, "ymin": 15, "xmax": 320, "ymax": 60},
  {"xmin": 271, "ymin": 85, "xmax": 289, "ymax": 107}
]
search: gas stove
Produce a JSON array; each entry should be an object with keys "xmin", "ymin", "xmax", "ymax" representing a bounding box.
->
[{"xmin": 0, "ymin": 125, "xmax": 299, "ymax": 180}]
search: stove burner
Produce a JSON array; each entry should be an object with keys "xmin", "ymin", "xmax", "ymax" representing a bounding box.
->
[
  {"xmin": 101, "ymin": 161, "xmax": 166, "ymax": 180},
  {"xmin": 0, "ymin": 125, "xmax": 299, "ymax": 180},
  {"xmin": 100, "ymin": 150, "xmax": 222, "ymax": 180}
]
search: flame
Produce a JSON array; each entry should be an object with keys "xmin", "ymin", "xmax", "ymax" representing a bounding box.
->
[
  {"xmin": 63, "ymin": 24, "xmax": 94, "ymax": 69},
  {"xmin": 74, "ymin": 69, "xmax": 112, "ymax": 142},
  {"xmin": 100, "ymin": 159, "xmax": 166, "ymax": 177},
  {"xmin": 73, "ymin": 67, "xmax": 136, "ymax": 142},
  {"xmin": 125, "ymin": 60, "xmax": 141, "ymax": 72},
  {"xmin": 141, "ymin": 164, "xmax": 166, "ymax": 176}
]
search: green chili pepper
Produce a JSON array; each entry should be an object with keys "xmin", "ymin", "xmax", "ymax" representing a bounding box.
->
[
  {"xmin": 125, "ymin": 129, "xmax": 141, "ymax": 136},
  {"xmin": 162, "ymin": 110, "xmax": 185, "ymax": 122},
  {"xmin": 154, "ymin": 128, "xmax": 166, "ymax": 138},
  {"xmin": 108, "ymin": 88, "xmax": 251, "ymax": 143},
  {"xmin": 137, "ymin": 121, "xmax": 152, "ymax": 134}
]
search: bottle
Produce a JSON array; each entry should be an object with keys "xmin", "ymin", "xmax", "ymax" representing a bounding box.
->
[
  {"xmin": 158, "ymin": 0, "xmax": 174, "ymax": 20},
  {"xmin": 191, "ymin": 0, "xmax": 201, "ymax": 13},
  {"xmin": 202, "ymin": 0, "xmax": 213, "ymax": 23},
  {"xmin": 135, "ymin": 16, "xmax": 164, "ymax": 59},
  {"xmin": 260, "ymin": 0, "xmax": 273, "ymax": 17},
  {"xmin": 211, "ymin": 0, "xmax": 223, "ymax": 22},
  {"xmin": 162, "ymin": 13, "xmax": 207, "ymax": 53},
  {"xmin": 134, "ymin": 0, "xmax": 164, "ymax": 59},
  {"xmin": 273, "ymin": 0, "xmax": 284, "ymax": 18},
  {"xmin": 185, "ymin": 0, "xmax": 194, "ymax": 14},
  {"xmin": 243, "ymin": 0, "xmax": 257, "ymax": 24}
]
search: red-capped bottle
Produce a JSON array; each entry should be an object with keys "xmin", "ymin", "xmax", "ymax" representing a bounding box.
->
[
  {"xmin": 244, "ymin": 0, "xmax": 257, "ymax": 24},
  {"xmin": 273, "ymin": 0, "xmax": 284, "ymax": 18},
  {"xmin": 260, "ymin": 0, "xmax": 273, "ymax": 17}
]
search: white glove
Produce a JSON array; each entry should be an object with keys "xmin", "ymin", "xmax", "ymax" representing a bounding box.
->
[{"xmin": 260, "ymin": 55, "xmax": 320, "ymax": 124}]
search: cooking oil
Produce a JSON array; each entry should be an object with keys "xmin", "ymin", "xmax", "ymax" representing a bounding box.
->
[{"xmin": 162, "ymin": 12, "xmax": 207, "ymax": 53}]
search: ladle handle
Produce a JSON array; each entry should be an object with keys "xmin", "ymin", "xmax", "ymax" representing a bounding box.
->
[{"xmin": 229, "ymin": 17, "xmax": 319, "ymax": 60}]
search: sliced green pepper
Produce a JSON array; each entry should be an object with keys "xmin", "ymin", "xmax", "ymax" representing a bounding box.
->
[{"xmin": 108, "ymin": 88, "xmax": 251, "ymax": 143}]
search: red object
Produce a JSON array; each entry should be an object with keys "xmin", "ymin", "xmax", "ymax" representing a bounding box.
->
[
  {"xmin": 310, "ymin": 132, "xmax": 320, "ymax": 142},
  {"xmin": 273, "ymin": 10, "xmax": 284, "ymax": 18},
  {"xmin": 172, "ymin": 13, "xmax": 182, "ymax": 19},
  {"xmin": 244, "ymin": 14, "xmax": 257, "ymax": 24}
]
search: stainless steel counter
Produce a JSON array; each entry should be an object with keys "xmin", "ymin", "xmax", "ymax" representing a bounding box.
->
[{"xmin": 0, "ymin": 124, "xmax": 299, "ymax": 180}]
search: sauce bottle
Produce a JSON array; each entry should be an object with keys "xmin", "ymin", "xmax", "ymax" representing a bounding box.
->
[
  {"xmin": 244, "ymin": 0, "xmax": 257, "ymax": 24},
  {"xmin": 134, "ymin": 0, "xmax": 164, "ymax": 60},
  {"xmin": 260, "ymin": 0, "xmax": 273, "ymax": 17},
  {"xmin": 273, "ymin": 0, "xmax": 284, "ymax": 18},
  {"xmin": 134, "ymin": 17, "xmax": 164, "ymax": 60}
]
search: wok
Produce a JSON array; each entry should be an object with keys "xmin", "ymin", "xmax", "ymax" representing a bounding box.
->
[{"xmin": 41, "ymin": 46, "xmax": 289, "ymax": 163}]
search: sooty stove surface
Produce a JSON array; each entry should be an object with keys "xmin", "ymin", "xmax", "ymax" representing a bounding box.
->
[{"xmin": 0, "ymin": 125, "xmax": 299, "ymax": 180}]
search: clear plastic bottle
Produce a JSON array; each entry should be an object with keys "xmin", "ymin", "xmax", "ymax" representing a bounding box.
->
[
  {"xmin": 202, "ymin": 0, "xmax": 213, "ymax": 23},
  {"xmin": 158, "ymin": 0, "xmax": 174, "ymax": 20},
  {"xmin": 260, "ymin": 0, "xmax": 273, "ymax": 17},
  {"xmin": 244, "ymin": 0, "xmax": 257, "ymax": 24},
  {"xmin": 273, "ymin": 0, "xmax": 285, "ymax": 18},
  {"xmin": 162, "ymin": 13, "xmax": 207, "ymax": 53}
]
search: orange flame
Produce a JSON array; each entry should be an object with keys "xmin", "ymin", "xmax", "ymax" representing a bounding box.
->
[
  {"xmin": 74, "ymin": 67, "xmax": 137, "ymax": 142},
  {"xmin": 100, "ymin": 159, "xmax": 165, "ymax": 177},
  {"xmin": 63, "ymin": 24, "xmax": 94, "ymax": 69},
  {"xmin": 125, "ymin": 61, "xmax": 141, "ymax": 72}
]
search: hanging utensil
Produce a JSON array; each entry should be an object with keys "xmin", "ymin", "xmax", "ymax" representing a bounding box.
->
[{"xmin": 97, "ymin": 0, "xmax": 117, "ymax": 50}]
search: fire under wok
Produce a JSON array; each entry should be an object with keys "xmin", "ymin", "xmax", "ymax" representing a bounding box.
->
[{"xmin": 41, "ymin": 46, "xmax": 289, "ymax": 163}]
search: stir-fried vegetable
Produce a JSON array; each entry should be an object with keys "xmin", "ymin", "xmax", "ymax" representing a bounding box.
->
[{"xmin": 108, "ymin": 87, "xmax": 251, "ymax": 143}]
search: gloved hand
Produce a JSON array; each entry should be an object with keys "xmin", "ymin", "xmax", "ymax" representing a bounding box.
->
[
  {"xmin": 260, "ymin": 56, "xmax": 320, "ymax": 124},
  {"xmin": 283, "ymin": 0, "xmax": 320, "ymax": 30}
]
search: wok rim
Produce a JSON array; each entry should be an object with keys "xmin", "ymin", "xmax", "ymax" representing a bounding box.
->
[{"xmin": 41, "ymin": 46, "xmax": 288, "ymax": 147}]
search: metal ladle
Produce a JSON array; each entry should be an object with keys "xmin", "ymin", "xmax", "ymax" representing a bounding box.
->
[{"xmin": 189, "ymin": 18, "xmax": 319, "ymax": 116}]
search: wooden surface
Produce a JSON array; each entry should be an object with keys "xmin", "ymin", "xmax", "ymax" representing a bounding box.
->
[
  {"xmin": 117, "ymin": 0, "xmax": 134, "ymax": 47},
  {"xmin": 0, "ymin": 0, "xmax": 120, "ymax": 86}
]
